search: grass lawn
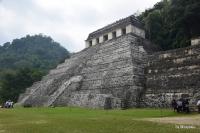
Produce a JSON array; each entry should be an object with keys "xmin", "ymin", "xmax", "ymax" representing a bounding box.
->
[{"xmin": 0, "ymin": 107, "xmax": 199, "ymax": 133}]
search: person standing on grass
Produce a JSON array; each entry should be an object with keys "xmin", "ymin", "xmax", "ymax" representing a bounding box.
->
[
  {"xmin": 182, "ymin": 99, "xmax": 186, "ymax": 112},
  {"xmin": 177, "ymin": 99, "xmax": 182, "ymax": 113},
  {"xmin": 171, "ymin": 99, "xmax": 177, "ymax": 112},
  {"xmin": 184, "ymin": 99, "xmax": 190, "ymax": 113},
  {"xmin": 4, "ymin": 101, "xmax": 9, "ymax": 108},
  {"xmin": 197, "ymin": 99, "xmax": 200, "ymax": 113}
]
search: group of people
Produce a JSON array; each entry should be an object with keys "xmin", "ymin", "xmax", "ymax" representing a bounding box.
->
[
  {"xmin": 171, "ymin": 99, "xmax": 190, "ymax": 113},
  {"xmin": 1, "ymin": 100, "xmax": 14, "ymax": 108},
  {"xmin": 172, "ymin": 99, "xmax": 200, "ymax": 113}
]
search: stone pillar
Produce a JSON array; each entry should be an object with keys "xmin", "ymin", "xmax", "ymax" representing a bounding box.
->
[
  {"xmin": 116, "ymin": 29, "xmax": 122, "ymax": 37},
  {"xmin": 85, "ymin": 41, "xmax": 90, "ymax": 48},
  {"xmin": 108, "ymin": 32, "xmax": 113, "ymax": 40},
  {"xmin": 99, "ymin": 36, "xmax": 104, "ymax": 43},
  {"xmin": 126, "ymin": 24, "xmax": 133, "ymax": 34},
  {"xmin": 92, "ymin": 39, "xmax": 97, "ymax": 45}
]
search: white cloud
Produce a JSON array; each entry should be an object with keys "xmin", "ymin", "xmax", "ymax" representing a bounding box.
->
[{"xmin": 0, "ymin": 0, "xmax": 160, "ymax": 52}]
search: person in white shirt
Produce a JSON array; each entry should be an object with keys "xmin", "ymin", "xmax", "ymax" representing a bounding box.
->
[
  {"xmin": 5, "ymin": 101, "xmax": 9, "ymax": 108},
  {"xmin": 177, "ymin": 99, "xmax": 183, "ymax": 113},
  {"xmin": 197, "ymin": 100, "xmax": 200, "ymax": 113}
]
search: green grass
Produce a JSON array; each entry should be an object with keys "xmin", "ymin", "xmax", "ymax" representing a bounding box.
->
[{"xmin": 0, "ymin": 107, "xmax": 199, "ymax": 133}]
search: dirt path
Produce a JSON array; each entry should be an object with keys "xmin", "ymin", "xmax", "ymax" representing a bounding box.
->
[{"xmin": 144, "ymin": 115, "xmax": 200, "ymax": 126}]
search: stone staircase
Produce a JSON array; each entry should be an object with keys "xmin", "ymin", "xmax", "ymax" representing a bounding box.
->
[
  {"xmin": 46, "ymin": 76, "xmax": 83, "ymax": 106},
  {"xmin": 17, "ymin": 44, "xmax": 100, "ymax": 107}
]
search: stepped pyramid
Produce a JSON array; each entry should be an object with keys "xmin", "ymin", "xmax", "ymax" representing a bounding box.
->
[{"xmin": 17, "ymin": 15, "xmax": 158, "ymax": 108}]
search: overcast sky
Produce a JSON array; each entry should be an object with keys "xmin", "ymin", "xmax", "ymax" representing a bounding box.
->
[{"xmin": 0, "ymin": 0, "xmax": 160, "ymax": 52}]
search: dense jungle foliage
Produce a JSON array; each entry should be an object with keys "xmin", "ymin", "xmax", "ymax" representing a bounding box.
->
[
  {"xmin": 138, "ymin": 0, "xmax": 200, "ymax": 50},
  {"xmin": 0, "ymin": 34, "xmax": 70, "ymax": 103}
]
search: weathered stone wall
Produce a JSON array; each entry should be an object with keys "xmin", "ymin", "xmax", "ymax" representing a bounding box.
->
[
  {"xmin": 144, "ymin": 45, "xmax": 200, "ymax": 107},
  {"xmin": 54, "ymin": 34, "xmax": 155, "ymax": 108},
  {"xmin": 18, "ymin": 34, "xmax": 155, "ymax": 109},
  {"xmin": 19, "ymin": 31, "xmax": 200, "ymax": 109},
  {"xmin": 17, "ymin": 44, "xmax": 100, "ymax": 107}
]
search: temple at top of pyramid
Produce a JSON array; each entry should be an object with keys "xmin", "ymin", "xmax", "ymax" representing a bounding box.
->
[{"xmin": 85, "ymin": 15, "xmax": 145, "ymax": 48}]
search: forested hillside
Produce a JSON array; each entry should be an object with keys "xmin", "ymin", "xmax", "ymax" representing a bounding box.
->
[
  {"xmin": 0, "ymin": 34, "xmax": 69, "ymax": 71},
  {"xmin": 0, "ymin": 34, "xmax": 70, "ymax": 103},
  {"xmin": 139, "ymin": 0, "xmax": 200, "ymax": 50}
]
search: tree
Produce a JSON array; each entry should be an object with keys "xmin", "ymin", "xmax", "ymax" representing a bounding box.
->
[
  {"xmin": 0, "ymin": 68, "xmax": 44, "ymax": 103},
  {"xmin": 0, "ymin": 34, "xmax": 70, "ymax": 71},
  {"xmin": 0, "ymin": 34, "xmax": 71, "ymax": 103},
  {"xmin": 138, "ymin": 0, "xmax": 200, "ymax": 50}
]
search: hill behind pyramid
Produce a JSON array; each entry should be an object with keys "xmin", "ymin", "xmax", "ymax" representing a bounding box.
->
[{"xmin": 0, "ymin": 34, "xmax": 70, "ymax": 72}]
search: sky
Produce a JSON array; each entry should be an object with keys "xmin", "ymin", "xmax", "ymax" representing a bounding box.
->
[{"xmin": 0, "ymin": 0, "xmax": 161, "ymax": 52}]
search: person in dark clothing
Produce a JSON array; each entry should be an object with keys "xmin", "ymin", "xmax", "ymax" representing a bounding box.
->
[
  {"xmin": 184, "ymin": 99, "xmax": 190, "ymax": 113},
  {"xmin": 182, "ymin": 99, "xmax": 186, "ymax": 112},
  {"xmin": 171, "ymin": 99, "xmax": 177, "ymax": 112}
]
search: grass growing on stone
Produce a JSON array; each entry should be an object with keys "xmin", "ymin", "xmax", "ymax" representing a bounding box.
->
[{"xmin": 0, "ymin": 107, "xmax": 199, "ymax": 133}]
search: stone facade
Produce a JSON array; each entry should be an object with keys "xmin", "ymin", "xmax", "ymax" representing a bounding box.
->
[
  {"xmin": 17, "ymin": 15, "xmax": 200, "ymax": 109},
  {"xmin": 17, "ymin": 33, "xmax": 157, "ymax": 108},
  {"xmin": 143, "ymin": 44, "xmax": 200, "ymax": 107}
]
